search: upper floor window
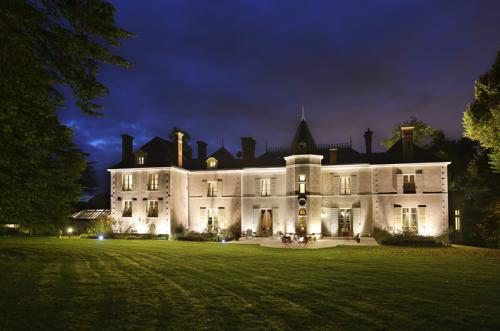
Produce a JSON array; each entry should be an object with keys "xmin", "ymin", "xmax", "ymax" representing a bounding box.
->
[
  {"xmin": 207, "ymin": 181, "xmax": 217, "ymax": 197},
  {"xmin": 340, "ymin": 176, "xmax": 351, "ymax": 195},
  {"xmin": 122, "ymin": 174, "xmax": 133, "ymax": 191},
  {"xmin": 122, "ymin": 200, "xmax": 132, "ymax": 217},
  {"xmin": 260, "ymin": 179, "xmax": 271, "ymax": 197},
  {"xmin": 148, "ymin": 200, "xmax": 158, "ymax": 217},
  {"xmin": 137, "ymin": 155, "xmax": 145, "ymax": 165},
  {"xmin": 207, "ymin": 157, "xmax": 218, "ymax": 169},
  {"xmin": 148, "ymin": 173, "xmax": 159, "ymax": 191},
  {"xmin": 403, "ymin": 174, "xmax": 416, "ymax": 194},
  {"xmin": 298, "ymin": 175, "xmax": 306, "ymax": 194}
]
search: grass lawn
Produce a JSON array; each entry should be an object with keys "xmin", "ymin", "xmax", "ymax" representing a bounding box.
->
[{"xmin": 0, "ymin": 238, "xmax": 499, "ymax": 330}]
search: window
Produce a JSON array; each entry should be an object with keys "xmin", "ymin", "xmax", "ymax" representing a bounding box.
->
[
  {"xmin": 298, "ymin": 174, "xmax": 306, "ymax": 194},
  {"xmin": 455, "ymin": 210, "xmax": 461, "ymax": 231},
  {"xmin": 122, "ymin": 200, "xmax": 132, "ymax": 217},
  {"xmin": 207, "ymin": 157, "xmax": 217, "ymax": 168},
  {"xmin": 148, "ymin": 200, "xmax": 158, "ymax": 217},
  {"xmin": 340, "ymin": 176, "xmax": 351, "ymax": 195},
  {"xmin": 207, "ymin": 181, "xmax": 217, "ymax": 197},
  {"xmin": 402, "ymin": 207, "xmax": 418, "ymax": 232},
  {"xmin": 207, "ymin": 208, "xmax": 218, "ymax": 230},
  {"xmin": 148, "ymin": 173, "xmax": 159, "ymax": 190},
  {"xmin": 260, "ymin": 179, "xmax": 271, "ymax": 197},
  {"xmin": 122, "ymin": 174, "xmax": 133, "ymax": 191},
  {"xmin": 403, "ymin": 174, "xmax": 416, "ymax": 194},
  {"xmin": 137, "ymin": 155, "xmax": 145, "ymax": 165},
  {"xmin": 298, "ymin": 208, "xmax": 306, "ymax": 216}
]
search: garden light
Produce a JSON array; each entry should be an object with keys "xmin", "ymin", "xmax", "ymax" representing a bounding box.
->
[{"xmin": 98, "ymin": 235, "xmax": 104, "ymax": 240}]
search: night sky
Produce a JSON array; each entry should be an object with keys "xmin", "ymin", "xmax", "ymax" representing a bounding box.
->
[{"xmin": 59, "ymin": 0, "xmax": 500, "ymax": 192}]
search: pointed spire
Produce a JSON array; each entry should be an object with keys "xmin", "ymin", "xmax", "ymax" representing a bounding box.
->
[
  {"xmin": 301, "ymin": 104, "xmax": 306, "ymax": 121},
  {"xmin": 221, "ymin": 136, "xmax": 224, "ymax": 148}
]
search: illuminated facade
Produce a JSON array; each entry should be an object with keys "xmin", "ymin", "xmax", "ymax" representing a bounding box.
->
[{"xmin": 109, "ymin": 116, "xmax": 449, "ymax": 238}]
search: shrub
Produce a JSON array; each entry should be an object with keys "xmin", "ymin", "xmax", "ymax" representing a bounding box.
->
[
  {"xmin": 381, "ymin": 232, "xmax": 445, "ymax": 247},
  {"xmin": 373, "ymin": 227, "xmax": 393, "ymax": 244},
  {"xmin": 176, "ymin": 231, "xmax": 216, "ymax": 242},
  {"xmin": 0, "ymin": 226, "xmax": 28, "ymax": 236},
  {"xmin": 87, "ymin": 216, "xmax": 116, "ymax": 236}
]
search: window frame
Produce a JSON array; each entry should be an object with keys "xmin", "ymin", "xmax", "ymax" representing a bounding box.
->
[
  {"xmin": 148, "ymin": 173, "xmax": 159, "ymax": 191},
  {"xmin": 147, "ymin": 200, "xmax": 159, "ymax": 217},
  {"xmin": 122, "ymin": 200, "xmax": 133, "ymax": 217},
  {"xmin": 207, "ymin": 181, "xmax": 217, "ymax": 197},
  {"xmin": 122, "ymin": 174, "xmax": 133, "ymax": 191},
  {"xmin": 403, "ymin": 174, "xmax": 416, "ymax": 194},
  {"xmin": 260, "ymin": 178, "xmax": 271, "ymax": 197},
  {"xmin": 340, "ymin": 176, "xmax": 352, "ymax": 195}
]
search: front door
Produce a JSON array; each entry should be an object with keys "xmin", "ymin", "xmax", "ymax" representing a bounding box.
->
[
  {"xmin": 338, "ymin": 208, "xmax": 352, "ymax": 237},
  {"xmin": 260, "ymin": 209, "xmax": 273, "ymax": 237}
]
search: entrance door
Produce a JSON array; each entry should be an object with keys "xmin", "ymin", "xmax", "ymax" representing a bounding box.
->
[
  {"xmin": 260, "ymin": 209, "xmax": 273, "ymax": 237},
  {"xmin": 338, "ymin": 208, "xmax": 352, "ymax": 237}
]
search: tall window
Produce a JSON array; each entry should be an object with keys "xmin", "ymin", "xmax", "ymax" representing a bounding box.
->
[
  {"xmin": 402, "ymin": 207, "xmax": 418, "ymax": 232},
  {"xmin": 298, "ymin": 175, "xmax": 306, "ymax": 194},
  {"xmin": 260, "ymin": 179, "xmax": 271, "ymax": 197},
  {"xmin": 122, "ymin": 174, "xmax": 133, "ymax": 191},
  {"xmin": 148, "ymin": 173, "xmax": 159, "ymax": 190},
  {"xmin": 148, "ymin": 200, "xmax": 158, "ymax": 217},
  {"xmin": 455, "ymin": 210, "xmax": 461, "ymax": 231},
  {"xmin": 340, "ymin": 176, "xmax": 351, "ymax": 195},
  {"xmin": 207, "ymin": 208, "xmax": 218, "ymax": 230},
  {"xmin": 207, "ymin": 181, "xmax": 217, "ymax": 197},
  {"xmin": 122, "ymin": 200, "xmax": 132, "ymax": 217},
  {"xmin": 403, "ymin": 174, "xmax": 416, "ymax": 194}
]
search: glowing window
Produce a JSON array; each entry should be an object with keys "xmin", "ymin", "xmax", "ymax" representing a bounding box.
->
[
  {"xmin": 122, "ymin": 174, "xmax": 133, "ymax": 191},
  {"xmin": 299, "ymin": 183, "xmax": 306, "ymax": 194},
  {"xmin": 137, "ymin": 155, "xmax": 145, "ymax": 165},
  {"xmin": 207, "ymin": 157, "xmax": 218, "ymax": 168},
  {"xmin": 298, "ymin": 208, "xmax": 306, "ymax": 216},
  {"xmin": 299, "ymin": 175, "xmax": 306, "ymax": 182},
  {"xmin": 454, "ymin": 210, "xmax": 461, "ymax": 231},
  {"xmin": 260, "ymin": 179, "xmax": 271, "ymax": 197},
  {"xmin": 148, "ymin": 173, "xmax": 159, "ymax": 190},
  {"xmin": 340, "ymin": 176, "xmax": 351, "ymax": 195}
]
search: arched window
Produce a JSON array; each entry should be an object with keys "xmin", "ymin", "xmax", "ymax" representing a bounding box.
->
[
  {"xmin": 206, "ymin": 157, "xmax": 218, "ymax": 169},
  {"xmin": 298, "ymin": 208, "xmax": 306, "ymax": 216}
]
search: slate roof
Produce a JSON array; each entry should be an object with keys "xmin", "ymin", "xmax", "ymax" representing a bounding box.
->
[{"xmin": 110, "ymin": 117, "xmax": 444, "ymax": 171}]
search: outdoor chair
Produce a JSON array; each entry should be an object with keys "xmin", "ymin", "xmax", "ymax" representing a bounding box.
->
[{"xmin": 281, "ymin": 236, "xmax": 291, "ymax": 248}]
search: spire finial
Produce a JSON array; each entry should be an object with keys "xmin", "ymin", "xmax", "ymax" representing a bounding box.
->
[
  {"xmin": 221, "ymin": 136, "xmax": 224, "ymax": 148},
  {"xmin": 301, "ymin": 104, "xmax": 305, "ymax": 121}
]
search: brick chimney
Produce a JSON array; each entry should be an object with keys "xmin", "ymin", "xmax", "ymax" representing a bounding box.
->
[
  {"xmin": 329, "ymin": 148, "xmax": 338, "ymax": 165},
  {"xmin": 176, "ymin": 131, "xmax": 184, "ymax": 168},
  {"xmin": 241, "ymin": 137, "xmax": 256, "ymax": 160},
  {"xmin": 197, "ymin": 141, "xmax": 207, "ymax": 160},
  {"xmin": 364, "ymin": 128, "xmax": 373, "ymax": 154},
  {"xmin": 401, "ymin": 126, "xmax": 414, "ymax": 162},
  {"xmin": 121, "ymin": 134, "xmax": 134, "ymax": 164}
]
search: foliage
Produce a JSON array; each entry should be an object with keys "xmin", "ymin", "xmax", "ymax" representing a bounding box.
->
[
  {"xmin": 87, "ymin": 216, "xmax": 116, "ymax": 236},
  {"xmin": 176, "ymin": 231, "xmax": 216, "ymax": 242},
  {"xmin": 374, "ymin": 228, "xmax": 445, "ymax": 247},
  {"xmin": 0, "ymin": 1, "xmax": 131, "ymax": 231},
  {"xmin": 381, "ymin": 116, "xmax": 442, "ymax": 149},
  {"xmin": 463, "ymin": 50, "xmax": 500, "ymax": 172}
]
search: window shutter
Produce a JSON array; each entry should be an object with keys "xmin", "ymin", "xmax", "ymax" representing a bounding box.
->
[
  {"xmin": 199, "ymin": 207, "xmax": 207, "ymax": 230},
  {"xmin": 331, "ymin": 207, "xmax": 339, "ymax": 236},
  {"xmin": 272, "ymin": 207, "xmax": 279, "ymax": 234},
  {"xmin": 352, "ymin": 207, "xmax": 361, "ymax": 235},
  {"xmin": 351, "ymin": 175, "xmax": 358, "ymax": 195},
  {"xmin": 202, "ymin": 179, "xmax": 208, "ymax": 197},
  {"xmin": 416, "ymin": 171, "xmax": 424, "ymax": 194},
  {"xmin": 396, "ymin": 174, "xmax": 403, "ymax": 194},
  {"xmin": 252, "ymin": 207, "xmax": 260, "ymax": 232},
  {"xmin": 333, "ymin": 176, "xmax": 341, "ymax": 195},
  {"xmin": 394, "ymin": 205, "xmax": 402, "ymax": 233},
  {"xmin": 218, "ymin": 207, "xmax": 225, "ymax": 228},
  {"xmin": 255, "ymin": 178, "xmax": 260, "ymax": 196},
  {"xmin": 217, "ymin": 179, "xmax": 223, "ymax": 197},
  {"xmin": 418, "ymin": 206, "xmax": 426, "ymax": 233},
  {"xmin": 271, "ymin": 178, "xmax": 277, "ymax": 196}
]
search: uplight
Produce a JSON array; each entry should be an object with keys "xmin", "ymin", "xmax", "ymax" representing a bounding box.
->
[{"xmin": 98, "ymin": 235, "xmax": 104, "ymax": 240}]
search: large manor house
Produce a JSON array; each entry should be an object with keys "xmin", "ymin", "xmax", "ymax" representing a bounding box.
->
[{"xmin": 109, "ymin": 114, "xmax": 449, "ymax": 238}]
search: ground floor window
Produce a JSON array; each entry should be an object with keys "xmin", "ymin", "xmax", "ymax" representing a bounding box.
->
[
  {"xmin": 298, "ymin": 216, "xmax": 307, "ymax": 233},
  {"xmin": 339, "ymin": 208, "xmax": 352, "ymax": 237},
  {"xmin": 402, "ymin": 207, "xmax": 418, "ymax": 233},
  {"xmin": 122, "ymin": 201, "xmax": 132, "ymax": 217},
  {"xmin": 148, "ymin": 200, "xmax": 158, "ymax": 217},
  {"xmin": 260, "ymin": 209, "xmax": 272, "ymax": 236},
  {"xmin": 455, "ymin": 209, "xmax": 461, "ymax": 231},
  {"xmin": 207, "ymin": 208, "xmax": 218, "ymax": 231}
]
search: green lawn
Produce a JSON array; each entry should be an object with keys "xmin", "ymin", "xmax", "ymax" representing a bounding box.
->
[{"xmin": 0, "ymin": 238, "xmax": 499, "ymax": 330}]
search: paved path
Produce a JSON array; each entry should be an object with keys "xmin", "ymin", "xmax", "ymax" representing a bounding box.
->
[{"xmin": 230, "ymin": 237, "xmax": 379, "ymax": 249}]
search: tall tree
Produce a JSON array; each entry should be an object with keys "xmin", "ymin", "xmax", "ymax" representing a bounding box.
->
[
  {"xmin": 381, "ymin": 116, "xmax": 442, "ymax": 149},
  {"xmin": 463, "ymin": 50, "xmax": 500, "ymax": 172},
  {"xmin": 0, "ymin": 1, "xmax": 131, "ymax": 232}
]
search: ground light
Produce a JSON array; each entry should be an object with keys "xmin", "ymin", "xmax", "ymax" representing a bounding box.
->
[
  {"xmin": 98, "ymin": 235, "xmax": 104, "ymax": 240},
  {"xmin": 67, "ymin": 227, "xmax": 73, "ymax": 238}
]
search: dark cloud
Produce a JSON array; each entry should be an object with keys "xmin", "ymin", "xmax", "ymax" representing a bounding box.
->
[{"xmin": 59, "ymin": 0, "xmax": 500, "ymax": 191}]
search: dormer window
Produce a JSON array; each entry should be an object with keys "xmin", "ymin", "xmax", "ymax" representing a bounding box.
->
[
  {"xmin": 207, "ymin": 157, "xmax": 218, "ymax": 169},
  {"xmin": 136, "ymin": 151, "xmax": 146, "ymax": 165},
  {"xmin": 137, "ymin": 156, "xmax": 145, "ymax": 165}
]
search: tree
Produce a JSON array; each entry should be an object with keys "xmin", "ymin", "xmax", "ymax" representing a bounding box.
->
[
  {"xmin": 0, "ymin": 1, "xmax": 131, "ymax": 232},
  {"xmin": 381, "ymin": 116, "xmax": 442, "ymax": 149},
  {"xmin": 463, "ymin": 50, "xmax": 500, "ymax": 172}
]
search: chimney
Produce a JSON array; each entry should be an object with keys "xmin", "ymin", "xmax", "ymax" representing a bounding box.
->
[
  {"xmin": 241, "ymin": 137, "xmax": 256, "ymax": 160},
  {"xmin": 364, "ymin": 128, "xmax": 373, "ymax": 154},
  {"xmin": 197, "ymin": 140, "xmax": 207, "ymax": 160},
  {"xmin": 401, "ymin": 126, "xmax": 414, "ymax": 162},
  {"xmin": 329, "ymin": 148, "xmax": 338, "ymax": 165},
  {"xmin": 121, "ymin": 134, "xmax": 134, "ymax": 164},
  {"xmin": 176, "ymin": 131, "xmax": 184, "ymax": 168}
]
